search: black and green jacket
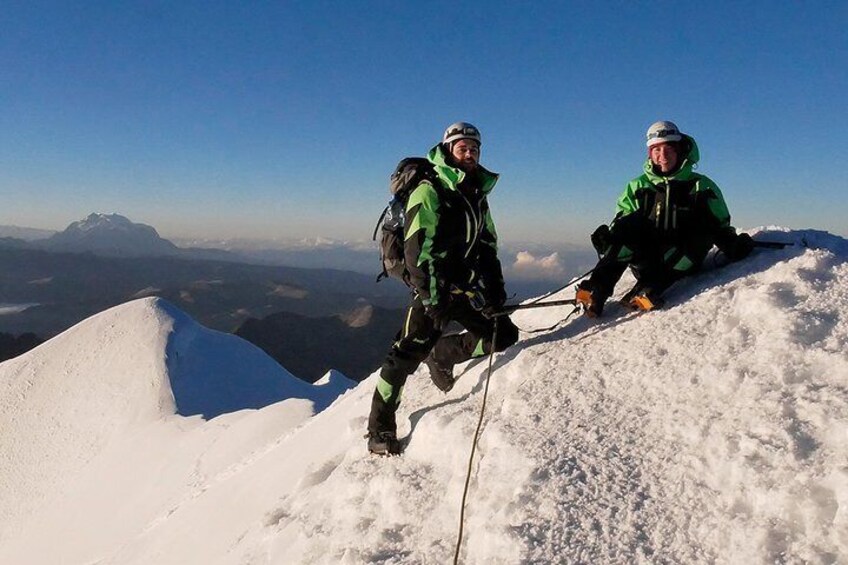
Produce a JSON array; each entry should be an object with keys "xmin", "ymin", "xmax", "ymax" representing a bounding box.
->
[
  {"xmin": 404, "ymin": 144, "xmax": 504, "ymax": 308},
  {"xmin": 611, "ymin": 135, "xmax": 738, "ymax": 268}
]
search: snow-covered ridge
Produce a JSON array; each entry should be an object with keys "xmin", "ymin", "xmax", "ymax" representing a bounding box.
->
[
  {"xmin": 0, "ymin": 297, "xmax": 354, "ymax": 550},
  {"xmin": 0, "ymin": 228, "xmax": 845, "ymax": 564}
]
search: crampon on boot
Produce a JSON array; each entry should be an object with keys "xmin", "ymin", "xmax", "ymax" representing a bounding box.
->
[
  {"xmin": 575, "ymin": 281, "xmax": 606, "ymax": 318},
  {"xmin": 621, "ymin": 283, "xmax": 665, "ymax": 312},
  {"xmin": 367, "ymin": 431, "xmax": 402, "ymax": 456},
  {"xmin": 629, "ymin": 294, "xmax": 660, "ymax": 311}
]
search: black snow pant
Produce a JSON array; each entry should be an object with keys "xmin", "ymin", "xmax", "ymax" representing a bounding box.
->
[
  {"xmin": 587, "ymin": 214, "xmax": 714, "ymax": 301},
  {"xmin": 367, "ymin": 292, "xmax": 519, "ymax": 435}
]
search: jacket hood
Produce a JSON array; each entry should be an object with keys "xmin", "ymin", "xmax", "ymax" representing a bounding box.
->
[
  {"xmin": 643, "ymin": 134, "xmax": 700, "ymax": 182},
  {"xmin": 427, "ymin": 144, "xmax": 499, "ymax": 194}
]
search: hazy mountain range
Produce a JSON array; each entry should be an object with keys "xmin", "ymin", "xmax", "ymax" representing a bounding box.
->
[
  {"xmin": 1, "ymin": 214, "xmax": 381, "ymax": 269},
  {"xmin": 0, "ymin": 213, "xmax": 598, "ymax": 288},
  {"xmin": 2, "ymin": 213, "xmax": 239, "ymax": 262},
  {"xmin": 0, "ymin": 213, "xmax": 594, "ymax": 381},
  {"xmin": 0, "ymin": 225, "xmax": 56, "ymax": 240},
  {"xmin": 42, "ymin": 213, "xmax": 181, "ymax": 256},
  {"xmin": 0, "ymin": 214, "xmax": 408, "ymax": 380}
]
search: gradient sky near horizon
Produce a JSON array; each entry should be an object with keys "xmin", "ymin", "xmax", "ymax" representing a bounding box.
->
[{"xmin": 1, "ymin": 2, "xmax": 846, "ymax": 245}]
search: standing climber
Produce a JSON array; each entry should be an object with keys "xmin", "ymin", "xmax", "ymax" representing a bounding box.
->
[{"xmin": 367, "ymin": 122, "xmax": 519, "ymax": 455}]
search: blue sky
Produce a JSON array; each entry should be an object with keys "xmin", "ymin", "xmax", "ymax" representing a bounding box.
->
[{"xmin": 1, "ymin": 1, "xmax": 846, "ymax": 244}]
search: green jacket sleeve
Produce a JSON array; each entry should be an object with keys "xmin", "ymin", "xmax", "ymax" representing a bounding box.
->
[
  {"xmin": 697, "ymin": 176, "xmax": 737, "ymax": 250},
  {"xmin": 610, "ymin": 180, "xmax": 641, "ymax": 226},
  {"xmin": 404, "ymin": 181, "xmax": 443, "ymax": 306},
  {"xmin": 699, "ymin": 177, "xmax": 731, "ymax": 227}
]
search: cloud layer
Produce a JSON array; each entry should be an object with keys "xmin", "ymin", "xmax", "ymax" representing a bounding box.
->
[{"xmin": 510, "ymin": 251, "xmax": 566, "ymax": 279}]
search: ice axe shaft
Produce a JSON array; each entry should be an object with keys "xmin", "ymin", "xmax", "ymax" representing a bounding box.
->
[{"xmin": 489, "ymin": 299, "xmax": 578, "ymax": 318}]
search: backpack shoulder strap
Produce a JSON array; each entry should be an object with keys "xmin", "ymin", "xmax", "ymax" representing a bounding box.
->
[{"xmin": 371, "ymin": 204, "xmax": 390, "ymax": 241}]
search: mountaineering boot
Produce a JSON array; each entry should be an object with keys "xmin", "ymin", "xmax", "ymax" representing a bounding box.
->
[
  {"xmin": 367, "ymin": 431, "xmax": 402, "ymax": 456},
  {"xmin": 628, "ymin": 292, "xmax": 664, "ymax": 312},
  {"xmin": 620, "ymin": 280, "xmax": 645, "ymax": 306},
  {"xmin": 575, "ymin": 280, "xmax": 606, "ymax": 318},
  {"xmin": 620, "ymin": 280, "xmax": 666, "ymax": 312},
  {"xmin": 622, "ymin": 282, "xmax": 664, "ymax": 312},
  {"xmin": 425, "ymin": 354, "xmax": 455, "ymax": 392}
]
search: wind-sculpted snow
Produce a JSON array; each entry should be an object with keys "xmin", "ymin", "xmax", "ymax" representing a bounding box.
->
[
  {"xmin": 0, "ymin": 297, "xmax": 355, "ymax": 551},
  {"xmin": 161, "ymin": 299, "xmax": 349, "ymax": 417},
  {"xmin": 0, "ymin": 229, "xmax": 846, "ymax": 564}
]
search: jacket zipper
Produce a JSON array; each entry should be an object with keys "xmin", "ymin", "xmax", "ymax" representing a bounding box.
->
[
  {"xmin": 654, "ymin": 195, "xmax": 662, "ymax": 229},
  {"xmin": 652, "ymin": 154, "xmax": 690, "ymax": 232},
  {"xmin": 459, "ymin": 192, "xmax": 481, "ymax": 259}
]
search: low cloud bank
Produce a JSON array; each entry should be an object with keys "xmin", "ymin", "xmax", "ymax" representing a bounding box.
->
[{"xmin": 511, "ymin": 251, "xmax": 566, "ymax": 279}]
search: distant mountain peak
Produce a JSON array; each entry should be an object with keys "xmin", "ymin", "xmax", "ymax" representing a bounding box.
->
[
  {"xmin": 42, "ymin": 213, "xmax": 179, "ymax": 257},
  {"xmin": 71, "ymin": 213, "xmax": 137, "ymax": 232}
]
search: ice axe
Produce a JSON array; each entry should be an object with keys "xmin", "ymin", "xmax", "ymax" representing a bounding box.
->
[{"xmin": 485, "ymin": 298, "xmax": 578, "ymax": 318}]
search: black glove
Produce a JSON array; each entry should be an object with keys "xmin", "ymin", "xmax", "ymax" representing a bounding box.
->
[
  {"xmin": 591, "ymin": 224, "xmax": 611, "ymax": 255},
  {"xmin": 424, "ymin": 299, "xmax": 451, "ymax": 329},
  {"xmin": 467, "ymin": 288, "xmax": 487, "ymax": 311},
  {"xmin": 484, "ymin": 285, "xmax": 506, "ymax": 308},
  {"xmin": 481, "ymin": 304, "xmax": 502, "ymax": 318},
  {"xmin": 726, "ymin": 233, "xmax": 754, "ymax": 262},
  {"xmin": 481, "ymin": 283, "xmax": 507, "ymax": 317}
]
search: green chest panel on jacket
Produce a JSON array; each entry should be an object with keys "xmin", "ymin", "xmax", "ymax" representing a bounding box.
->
[{"xmin": 634, "ymin": 179, "xmax": 715, "ymax": 233}]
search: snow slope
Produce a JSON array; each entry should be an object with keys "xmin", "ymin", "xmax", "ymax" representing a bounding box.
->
[
  {"xmin": 0, "ymin": 298, "xmax": 355, "ymax": 561},
  {"xmin": 0, "ymin": 228, "xmax": 845, "ymax": 564}
]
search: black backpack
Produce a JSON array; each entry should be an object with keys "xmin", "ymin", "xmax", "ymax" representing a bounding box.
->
[{"xmin": 372, "ymin": 157, "xmax": 437, "ymax": 283}]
